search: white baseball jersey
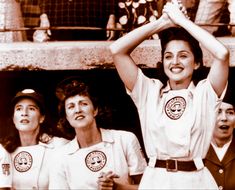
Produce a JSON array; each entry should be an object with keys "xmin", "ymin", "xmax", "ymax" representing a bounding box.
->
[
  {"xmin": 127, "ymin": 69, "xmax": 223, "ymax": 189},
  {"xmin": 11, "ymin": 137, "xmax": 68, "ymax": 189},
  {"xmin": 0, "ymin": 144, "xmax": 12, "ymax": 188},
  {"xmin": 49, "ymin": 128, "xmax": 147, "ymax": 189}
]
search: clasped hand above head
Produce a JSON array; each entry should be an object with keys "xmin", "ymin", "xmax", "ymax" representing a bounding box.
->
[{"xmin": 161, "ymin": 0, "xmax": 190, "ymax": 27}]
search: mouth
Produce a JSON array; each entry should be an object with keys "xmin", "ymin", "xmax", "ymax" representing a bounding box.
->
[
  {"xmin": 170, "ymin": 67, "xmax": 183, "ymax": 73},
  {"xmin": 20, "ymin": 119, "xmax": 30, "ymax": 124},
  {"xmin": 75, "ymin": 115, "xmax": 85, "ymax": 120},
  {"xmin": 219, "ymin": 125, "xmax": 230, "ymax": 130}
]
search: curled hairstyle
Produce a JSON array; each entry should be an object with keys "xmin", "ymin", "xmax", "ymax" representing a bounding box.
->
[
  {"xmin": 159, "ymin": 27, "xmax": 203, "ymax": 66},
  {"xmin": 56, "ymin": 77, "xmax": 99, "ymax": 140}
]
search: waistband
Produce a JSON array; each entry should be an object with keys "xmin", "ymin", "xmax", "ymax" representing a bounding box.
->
[{"xmin": 155, "ymin": 159, "xmax": 202, "ymax": 172}]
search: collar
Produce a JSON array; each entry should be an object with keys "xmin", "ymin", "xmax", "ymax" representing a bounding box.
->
[
  {"xmin": 160, "ymin": 81, "xmax": 196, "ymax": 97},
  {"xmin": 38, "ymin": 140, "xmax": 55, "ymax": 149},
  {"xmin": 66, "ymin": 128, "xmax": 114, "ymax": 154}
]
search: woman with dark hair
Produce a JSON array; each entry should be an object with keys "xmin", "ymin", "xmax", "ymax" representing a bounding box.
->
[
  {"xmin": 109, "ymin": 0, "xmax": 229, "ymax": 189},
  {"xmin": 49, "ymin": 77, "xmax": 147, "ymax": 190},
  {"xmin": 1, "ymin": 89, "xmax": 68, "ymax": 189}
]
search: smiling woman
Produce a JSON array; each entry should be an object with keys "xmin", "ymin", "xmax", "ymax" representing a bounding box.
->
[{"xmin": 109, "ymin": 0, "xmax": 229, "ymax": 189}]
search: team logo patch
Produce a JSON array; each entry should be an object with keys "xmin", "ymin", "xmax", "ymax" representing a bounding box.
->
[
  {"xmin": 165, "ymin": 96, "xmax": 186, "ymax": 120},
  {"xmin": 85, "ymin": 151, "xmax": 107, "ymax": 172},
  {"xmin": 14, "ymin": 151, "xmax": 33, "ymax": 172},
  {"xmin": 2, "ymin": 164, "xmax": 10, "ymax": 175}
]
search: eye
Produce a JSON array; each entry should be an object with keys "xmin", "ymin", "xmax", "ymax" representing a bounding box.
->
[
  {"xmin": 80, "ymin": 102, "xmax": 88, "ymax": 106},
  {"xmin": 227, "ymin": 110, "xmax": 235, "ymax": 115},
  {"xmin": 29, "ymin": 106, "xmax": 36, "ymax": 111},
  {"xmin": 15, "ymin": 107, "xmax": 22, "ymax": 111},
  {"xmin": 67, "ymin": 104, "xmax": 75, "ymax": 110},
  {"xmin": 164, "ymin": 54, "xmax": 172, "ymax": 60},
  {"xmin": 179, "ymin": 53, "xmax": 188, "ymax": 59}
]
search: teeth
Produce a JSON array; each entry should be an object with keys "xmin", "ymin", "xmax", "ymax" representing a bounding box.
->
[
  {"xmin": 75, "ymin": 116, "xmax": 84, "ymax": 120},
  {"xmin": 171, "ymin": 67, "xmax": 182, "ymax": 73},
  {"xmin": 21, "ymin": 120, "xmax": 29, "ymax": 124},
  {"xmin": 219, "ymin": 125, "xmax": 229, "ymax": 130}
]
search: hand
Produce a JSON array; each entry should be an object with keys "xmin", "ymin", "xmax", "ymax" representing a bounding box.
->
[
  {"xmin": 97, "ymin": 171, "xmax": 119, "ymax": 190},
  {"xmin": 162, "ymin": 0, "xmax": 189, "ymax": 26},
  {"xmin": 39, "ymin": 133, "xmax": 52, "ymax": 143},
  {"xmin": 106, "ymin": 14, "xmax": 116, "ymax": 40}
]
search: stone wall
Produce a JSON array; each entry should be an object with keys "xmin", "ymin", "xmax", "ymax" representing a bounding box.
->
[{"xmin": 0, "ymin": 37, "xmax": 235, "ymax": 71}]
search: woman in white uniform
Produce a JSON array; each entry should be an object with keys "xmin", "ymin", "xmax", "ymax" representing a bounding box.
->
[
  {"xmin": 0, "ymin": 144, "xmax": 12, "ymax": 189},
  {"xmin": 1, "ymin": 89, "xmax": 68, "ymax": 189},
  {"xmin": 49, "ymin": 77, "xmax": 147, "ymax": 190},
  {"xmin": 109, "ymin": 0, "xmax": 229, "ymax": 189}
]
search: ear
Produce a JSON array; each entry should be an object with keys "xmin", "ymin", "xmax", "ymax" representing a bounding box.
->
[
  {"xmin": 194, "ymin": 62, "xmax": 201, "ymax": 70},
  {"xmin": 39, "ymin": 115, "xmax": 45, "ymax": 124},
  {"xmin": 94, "ymin": 108, "xmax": 98, "ymax": 117}
]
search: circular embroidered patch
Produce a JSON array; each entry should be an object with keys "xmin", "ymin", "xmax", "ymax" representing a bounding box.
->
[
  {"xmin": 85, "ymin": 151, "xmax": 107, "ymax": 172},
  {"xmin": 14, "ymin": 151, "xmax": 33, "ymax": 172},
  {"xmin": 165, "ymin": 96, "xmax": 186, "ymax": 120}
]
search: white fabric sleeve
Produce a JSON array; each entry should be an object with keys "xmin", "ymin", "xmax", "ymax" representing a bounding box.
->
[
  {"xmin": 122, "ymin": 132, "xmax": 147, "ymax": 176},
  {"xmin": 0, "ymin": 144, "xmax": 12, "ymax": 188}
]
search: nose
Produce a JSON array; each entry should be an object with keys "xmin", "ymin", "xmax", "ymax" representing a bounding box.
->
[
  {"xmin": 21, "ymin": 108, "xmax": 28, "ymax": 116},
  {"xmin": 219, "ymin": 111, "xmax": 228, "ymax": 121},
  {"xmin": 172, "ymin": 55, "xmax": 179, "ymax": 65},
  {"xmin": 74, "ymin": 104, "xmax": 81, "ymax": 113}
]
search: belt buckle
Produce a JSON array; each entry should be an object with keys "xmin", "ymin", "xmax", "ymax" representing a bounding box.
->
[{"xmin": 166, "ymin": 159, "xmax": 178, "ymax": 172}]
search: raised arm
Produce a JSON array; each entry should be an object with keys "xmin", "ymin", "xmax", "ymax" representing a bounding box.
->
[
  {"xmin": 163, "ymin": 1, "xmax": 229, "ymax": 97},
  {"xmin": 109, "ymin": 14, "xmax": 174, "ymax": 91}
]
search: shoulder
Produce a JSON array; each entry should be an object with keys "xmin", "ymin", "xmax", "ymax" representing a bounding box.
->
[
  {"xmin": 102, "ymin": 128, "xmax": 138, "ymax": 142},
  {"xmin": 47, "ymin": 136, "xmax": 69, "ymax": 148},
  {"xmin": 0, "ymin": 144, "xmax": 10, "ymax": 158}
]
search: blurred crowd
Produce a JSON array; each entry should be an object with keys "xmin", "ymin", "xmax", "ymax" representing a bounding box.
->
[{"xmin": 0, "ymin": 0, "xmax": 234, "ymax": 42}]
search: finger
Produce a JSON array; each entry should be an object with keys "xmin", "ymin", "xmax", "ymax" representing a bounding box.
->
[
  {"xmin": 106, "ymin": 173, "xmax": 119, "ymax": 179},
  {"xmin": 98, "ymin": 171, "xmax": 106, "ymax": 178},
  {"xmin": 171, "ymin": 0, "xmax": 179, "ymax": 6},
  {"xmin": 47, "ymin": 29, "xmax": 51, "ymax": 36}
]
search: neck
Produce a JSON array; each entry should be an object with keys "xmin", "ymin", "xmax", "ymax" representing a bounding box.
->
[
  {"xmin": 19, "ymin": 130, "xmax": 39, "ymax": 146},
  {"xmin": 75, "ymin": 124, "xmax": 102, "ymax": 148},
  {"xmin": 169, "ymin": 78, "xmax": 192, "ymax": 90},
  {"xmin": 212, "ymin": 135, "xmax": 233, "ymax": 148}
]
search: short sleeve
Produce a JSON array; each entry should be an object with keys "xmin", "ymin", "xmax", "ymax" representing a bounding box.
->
[
  {"xmin": 122, "ymin": 132, "xmax": 147, "ymax": 175},
  {"xmin": 0, "ymin": 144, "xmax": 12, "ymax": 188}
]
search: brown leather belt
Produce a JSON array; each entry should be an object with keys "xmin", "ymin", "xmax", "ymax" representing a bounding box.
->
[{"xmin": 155, "ymin": 159, "xmax": 197, "ymax": 172}]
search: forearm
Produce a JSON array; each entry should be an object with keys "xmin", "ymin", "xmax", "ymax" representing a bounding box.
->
[
  {"xmin": 110, "ymin": 15, "xmax": 172, "ymax": 55},
  {"xmin": 179, "ymin": 18, "xmax": 229, "ymax": 61},
  {"xmin": 114, "ymin": 183, "xmax": 138, "ymax": 190}
]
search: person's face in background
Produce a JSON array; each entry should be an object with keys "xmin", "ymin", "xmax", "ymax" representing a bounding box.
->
[
  {"xmin": 13, "ymin": 98, "xmax": 45, "ymax": 133},
  {"xmin": 163, "ymin": 40, "xmax": 200, "ymax": 88},
  {"xmin": 213, "ymin": 102, "xmax": 235, "ymax": 143},
  {"xmin": 65, "ymin": 94, "xmax": 98, "ymax": 130}
]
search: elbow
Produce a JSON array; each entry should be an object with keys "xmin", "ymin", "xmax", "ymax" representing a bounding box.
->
[
  {"xmin": 109, "ymin": 42, "xmax": 131, "ymax": 56},
  {"xmin": 217, "ymin": 47, "xmax": 229, "ymax": 62},
  {"xmin": 109, "ymin": 42, "xmax": 120, "ymax": 56},
  {"xmin": 109, "ymin": 43, "xmax": 116, "ymax": 55}
]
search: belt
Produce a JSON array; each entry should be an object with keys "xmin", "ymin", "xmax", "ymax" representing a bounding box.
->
[{"xmin": 155, "ymin": 159, "xmax": 197, "ymax": 172}]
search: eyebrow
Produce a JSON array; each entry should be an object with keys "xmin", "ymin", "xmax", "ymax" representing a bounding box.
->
[{"xmin": 15, "ymin": 104, "xmax": 39, "ymax": 109}]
